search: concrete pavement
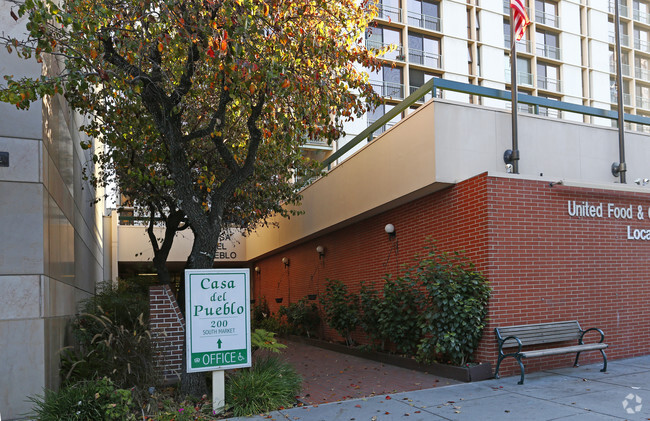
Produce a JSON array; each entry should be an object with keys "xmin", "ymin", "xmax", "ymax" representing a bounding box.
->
[{"xmin": 228, "ymin": 354, "xmax": 650, "ymax": 420}]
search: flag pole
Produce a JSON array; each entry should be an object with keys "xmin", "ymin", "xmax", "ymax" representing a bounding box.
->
[
  {"xmin": 510, "ymin": 6, "xmax": 520, "ymax": 174},
  {"xmin": 613, "ymin": 0, "xmax": 627, "ymax": 183}
]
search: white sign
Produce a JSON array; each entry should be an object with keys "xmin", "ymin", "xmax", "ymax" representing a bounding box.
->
[
  {"xmin": 567, "ymin": 200, "xmax": 650, "ymax": 241},
  {"xmin": 185, "ymin": 269, "xmax": 251, "ymax": 373}
]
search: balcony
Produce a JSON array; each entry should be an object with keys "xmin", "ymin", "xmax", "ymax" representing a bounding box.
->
[
  {"xmin": 611, "ymin": 91, "xmax": 632, "ymax": 105},
  {"xmin": 535, "ymin": 10, "xmax": 560, "ymax": 28},
  {"xmin": 609, "ymin": 32, "xmax": 631, "ymax": 46},
  {"xmin": 367, "ymin": 118, "xmax": 397, "ymax": 135},
  {"xmin": 636, "ymin": 66, "xmax": 650, "ymax": 80},
  {"xmin": 536, "ymin": 43, "xmax": 561, "ymax": 60},
  {"xmin": 366, "ymin": 40, "xmax": 405, "ymax": 61},
  {"xmin": 503, "ymin": 1, "xmax": 530, "ymax": 17},
  {"xmin": 504, "ymin": 35, "xmax": 533, "ymax": 53},
  {"xmin": 610, "ymin": 62, "xmax": 632, "ymax": 75},
  {"xmin": 538, "ymin": 106, "xmax": 562, "ymax": 119},
  {"xmin": 505, "ymin": 69, "xmax": 534, "ymax": 86},
  {"xmin": 301, "ymin": 138, "xmax": 333, "ymax": 150},
  {"xmin": 370, "ymin": 80, "xmax": 405, "ymax": 99},
  {"xmin": 537, "ymin": 76, "xmax": 562, "ymax": 92},
  {"xmin": 609, "ymin": 1, "xmax": 630, "ymax": 17},
  {"xmin": 634, "ymin": 37, "xmax": 650, "ymax": 53},
  {"xmin": 407, "ymin": 11, "xmax": 441, "ymax": 31},
  {"xmin": 637, "ymin": 96, "xmax": 650, "ymax": 109},
  {"xmin": 408, "ymin": 48, "xmax": 442, "ymax": 69},
  {"xmin": 634, "ymin": 8, "xmax": 650, "ymax": 24},
  {"xmin": 409, "ymin": 85, "xmax": 439, "ymax": 102},
  {"xmin": 376, "ymin": 3, "xmax": 402, "ymax": 23}
]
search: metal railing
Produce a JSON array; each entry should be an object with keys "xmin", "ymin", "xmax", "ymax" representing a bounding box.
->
[
  {"xmin": 370, "ymin": 80, "xmax": 405, "ymax": 99},
  {"xmin": 409, "ymin": 85, "xmax": 437, "ymax": 102},
  {"xmin": 636, "ymin": 66, "xmax": 650, "ymax": 80},
  {"xmin": 503, "ymin": 1, "xmax": 530, "ymax": 17},
  {"xmin": 376, "ymin": 3, "xmax": 402, "ymax": 22},
  {"xmin": 537, "ymin": 76, "xmax": 562, "ymax": 92},
  {"xmin": 634, "ymin": 8, "xmax": 650, "ymax": 24},
  {"xmin": 317, "ymin": 77, "xmax": 650, "ymax": 173},
  {"xmin": 536, "ymin": 43, "xmax": 561, "ymax": 60},
  {"xmin": 504, "ymin": 35, "xmax": 533, "ymax": 53},
  {"xmin": 366, "ymin": 40, "xmax": 404, "ymax": 61},
  {"xmin": 407, "ymin": 11, "xmax": 441, "ymax": 31},
  {"xmin": 367, "ymin": 119, "xmax": 397, "ymax": 135},
  {"xmin": 408, "ymin": 48, "xmax": 442, "ymax": 68},
  {"xmin": 637, "ymin": 96, "xmax": 650, "ymax": 109},
  {"xmin": 611, "ymin": 62, "xmax": 632, "ymax": 75},
  {"xmin": 634, "ymin": 37, "xmax": 650, "ymax": 53},
  {"xmin": 611, "ymin": 91, "xmax": 632, "ymax": 105},
  {"xmin": 609, "ymin": 32, "xmax": 631, "ymax": 46},
  {"xmin": 609, "ymin": 1, "xmax": 630, "ymax": 17},
  {"xmin": 535, "ymin": 10, "xmax": 560, "ymax": 28},
  {"xmin": 505, "ymin": 69, "xmax": 534, "ymax": 86}
]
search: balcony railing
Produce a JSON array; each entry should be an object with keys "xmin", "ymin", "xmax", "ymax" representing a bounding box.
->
[
  {"xmin": 408, "ymin": 48, "xmax": 442, "ymax": 68},
  {"xmin": 536, "ymin": 43, "xmax": 561, "ymax": 60},
  {"xmin": 609, "ymin": 32, "xmax": 631, "ymax": 46},
  {"xmin": 609, "ymin": 1, "xmax": 630, "ymax": 17},
  {"xmin": 611, "ymin": 91, "xmax": 632, "ymax": 105},
  {"xmin": 376, "ymin": 3, "xmax": 402, "ymax": 22},
  {"xmin": 634, "ymin": 37, "xmax": 650, "ymax": 53},
  {"xmin": 637, "ymin": 96, "xmax": 650, "ymax": 109},
  {"xmin": 633, "ymin": 8, "xmax": 650, "ymax": 24},
  {"xmin": 504, "ymin": 35, "xmax": 533, "ymax": 53},
  {"xmin": 367, "ymin": 118, "xmax": 397, "ymax": 135},
  {"xmin": 537, "ymin": 76, "xmax": 562, "ymax": 92},
  {"xmin": 636, "ymin": 66, "xmax": 650, "ymax": 80},
  {"xmin": 505, "ymin": 69, "xmax": 534, "ymax": 86},
  {"xmin": 370, "ymin": 80, "xmax": 405, "ymax": 99},
  {"xmin": 610, "ymin": 62, "xmax": 632, "ymax": 75},
  {"xmin": 407, "ymin": 11, "xmax": 441, "ymax": 31},
  {"xmin": 366, "ymin": 40, "xmax": 404, "ymax": 61},
  {"xmin": 535, "ymin": 10, "xmax": 560, "ymax": 28},
  {"xmin": 503, "ymin": 1, "xmax": 530, "ymax": 17},
  {"xmin": 409, "ymin": 85, "xmax": 439, "ymax": 102}
]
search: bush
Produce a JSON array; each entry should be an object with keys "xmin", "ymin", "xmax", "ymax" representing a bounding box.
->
[
  {"xmin": 319, "ymin": 279, "xmax": 359, "ymax": 346},
  {"xmin": 226, "ymin": 355, "xmax": 301, "ymax": 417},
  {"xmin": 416, "ymin": 244, "xmax": 491, "ymax": 366},
  {"xmin": 251, "ymin": 297, "xmax": 271, "ymax": 330},
  {"xmin": 277, "ymin": 298, "xmax": 320, "ymax": 338},
  {"xmin": 28, "ymin": 377, "xmax": 136, "ymax": 421},
  {"xmin": 60, "ymin": 279, "xmax": 158, "ymax": 391},
  {"xmin": 251, "ymin": 329, "xmax": 287, "ymax": 353}
]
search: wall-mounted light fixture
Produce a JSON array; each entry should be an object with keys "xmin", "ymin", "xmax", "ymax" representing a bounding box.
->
[
  {"xmin": 254, "ymin": 266, "xmax": 261, "ymax": 274},
  {"xmin": 316, "ymin": 245, "xmax": 325, "ymax": 259},
  {"xmin": 612, "ymin": 162, "xmax": 627, "ymax": 177},
  {"xmin": 385, "ymin": 223, "xmax": 396, "ymax": 239},
  {"xmin": 282, "ymin": 257, "xmax": 290, "ymax": 268}
]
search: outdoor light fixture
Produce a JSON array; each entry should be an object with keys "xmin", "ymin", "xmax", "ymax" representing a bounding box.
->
[
  {"xmin": 385, "ymin": 224, "xmax": 396, "ymax": 239},
  {"xmin": 612, "ymin": 162, "xmax": 627, "ymax": 177},
  {"xmin": 316, "ymin": 245, "xmax": 325, "ymax": 259},
  {"xmin": 282, "ymin": 257, "xmax": 290, "ymax": 268},
  {"xmin": 254, "ymin": 266, "xmax": 261, "ymax": 274}
]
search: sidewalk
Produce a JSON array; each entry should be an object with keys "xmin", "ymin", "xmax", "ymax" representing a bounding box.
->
[{"xmin": 228, "ymin": 353, "xmax": 650, "ymax": 420}]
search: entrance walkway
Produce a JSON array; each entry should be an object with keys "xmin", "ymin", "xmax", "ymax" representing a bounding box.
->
[
  {"xmin": 231, "ymin": 350, "xmax": 650, "ymax": 420},
  {"xmin": 277, "ymin": 340, "xmax": 459, "ymax": 405}
]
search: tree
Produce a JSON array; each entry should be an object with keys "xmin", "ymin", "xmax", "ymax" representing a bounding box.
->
[{"xmin": 1, "ymin": 0, "xmax": 384, "ymax": 394}]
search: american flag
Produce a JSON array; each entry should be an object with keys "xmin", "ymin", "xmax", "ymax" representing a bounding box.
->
[{"xmin": 511, "ymin": 0, "xmax": 531, "ymax": 41}]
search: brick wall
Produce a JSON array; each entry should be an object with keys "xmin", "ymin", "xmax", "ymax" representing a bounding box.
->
[
  {"xmin": 150, "ymin": 285, "xmax": 185, "ymax": 383},
  {"xmin": 253, "ymin": 173, "xmax": 650, "ymax": 377}
]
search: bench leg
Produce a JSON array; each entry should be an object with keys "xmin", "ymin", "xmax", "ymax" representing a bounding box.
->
[
  {"xmin": 600, "ymin": 349, "xmax": 607, "ymax": 372},
  {"xmin": 574, "ymin": 351, "xmax": 582, "ymax": 367},
  {"xmin": 494, "ymin": 355, "xmax": 504, "ymax": 379},
  {"xmin": 516, "ymin": 356, "xmax": 525, "ymax": 385}
]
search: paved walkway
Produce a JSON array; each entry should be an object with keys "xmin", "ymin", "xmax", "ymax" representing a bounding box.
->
[{"xmin": 228, "ymin": 349, "xmax": 650, "ymax": 420}]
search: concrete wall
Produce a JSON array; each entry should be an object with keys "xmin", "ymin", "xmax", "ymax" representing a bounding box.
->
[{"xmin": 0, "ymin": 4, "xmax": 104, "ymax": 419}]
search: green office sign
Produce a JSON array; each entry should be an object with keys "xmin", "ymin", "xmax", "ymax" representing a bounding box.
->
[{"xmin": 185, "ymin": 269, "xmax": 251, "ymax": 372}]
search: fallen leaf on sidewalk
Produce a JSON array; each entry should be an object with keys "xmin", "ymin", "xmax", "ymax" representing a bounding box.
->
[{"xmin": 355, "ymin": 404, "xmax": 362, "ymax": 408}]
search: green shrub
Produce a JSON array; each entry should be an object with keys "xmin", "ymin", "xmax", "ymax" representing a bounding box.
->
[
  {"xmin": 416, "ymin": 244, "xmax": 491, "ymax": 366},
  {"xmin": 226, "ymin": 355, "xmax": 301, "ymax": 417},
  {"xmin": 28, "ymin": 377, "xmax": 136, "ymax": 421},
  {"xmin": 251, "ymin": 329, "xmax": 287, "ymax": 353},
  {"xmin": 359, "ymin": 283, "xmax": 383, "ymax": 348},
  {"xmin": 251, "ymin": 297, "xmax": 271, "ymax": 330},
  {"xmin": 319, "ymin": 279, "xmax": 359, "ymax": 346},
  {"xmin": 277, "ymin": 298, "xmax": 320, "ymax": 337}
]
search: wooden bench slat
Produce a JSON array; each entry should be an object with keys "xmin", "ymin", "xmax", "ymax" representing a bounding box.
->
[{"xmin": 520, "ymin": 343, "xmax": 608, "ymax": 358}]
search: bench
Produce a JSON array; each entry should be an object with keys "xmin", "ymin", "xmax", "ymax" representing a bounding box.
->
[{"xmin": 494, "ymin": 320, "xmax": 608, "ymax": 385}]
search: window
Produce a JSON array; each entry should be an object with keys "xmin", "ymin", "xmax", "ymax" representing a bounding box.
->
[
  {"xmin": 368, "ymin": 104, "xmax": 401, "ymax": 135},
  {"xmin": 505, "ymin": 55, "xmax": 533, "ymax": 85},
  {"xmin": 376, "ymin": 0, "xmax": 402, "ymax": 22},
  {"xmin": 407, "ymin": 0, "xmax": 441, "ymax": 31},
  {"xmin": 611, "ymin": 78, "xmax": 631, "ymax": 104},
  {"xmin": 367, "ymin": 26, "xmax": 403, "ymax": 60},
  {"xmin": 634, "ymin": 0, "xmax": 650, "ymax": 24},
  {"xmin": 409, "ymin": 69, "xmax": 436, "ymax": 101},
  {"xmin": 609, "ymin": 19, "xmax": 629, "ymax": 45},
  {"xmin": 535, "ymin": 0, "xmax": 559, "ymax": 27},
  {"xmin": 536, "ymin": 30, "xmax": 560, "ymax": 59},
  {"xmin": 408, "ymin": 33, "xmax": 441, "ymax": 68},
  {"xmin": 538, "ymin": 93, "xmax": 561, "ymax": 118},
  {"xmin": 634, "ymin": 27, "xmax": 650, "ymax": 52},
  {"xmin": 635, "ymin": 55, "xmax": 650, "ymax": 79},
  {"xmin": 371, "ymin": 65, "xmax": 404, "ymax": 99},
  {"xmin": 636, "ymin": 83, "xmax": 650, "ymax": 108},
  {"xmin": 537, "ymin": 62, "xmax": 560, "ymax": 91}
]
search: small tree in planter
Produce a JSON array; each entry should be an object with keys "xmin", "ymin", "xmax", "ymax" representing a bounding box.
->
[
  {"xmin": 319, "ymin": 279, "xmax": 359, "ymax": 346},
  {"xmin": 416, "ymin": 243, "xmax": 491, "ymax": 366}
]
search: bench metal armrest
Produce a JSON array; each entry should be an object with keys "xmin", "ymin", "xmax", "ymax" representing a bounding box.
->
[
  {"xmin": 498, "ymin": 335, "xmax": 523, "ymax": 355},
  {"xmin": 579, "ymin": 327, "xmax": 605, "ymax": 344}
]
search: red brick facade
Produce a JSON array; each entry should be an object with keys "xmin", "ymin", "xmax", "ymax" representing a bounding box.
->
[
  {"xmin": 252, "ymin": 173, "xmax": 650, "ymax": 376},
  {"xmin": 149, "ymin": 285, "xmax": 185, "ymax": 383}
]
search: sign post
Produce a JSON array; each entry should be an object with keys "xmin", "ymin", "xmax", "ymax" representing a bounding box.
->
[{"xmin": 185, "ymin": 268, "xmax": 251, "ymax": 414}]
